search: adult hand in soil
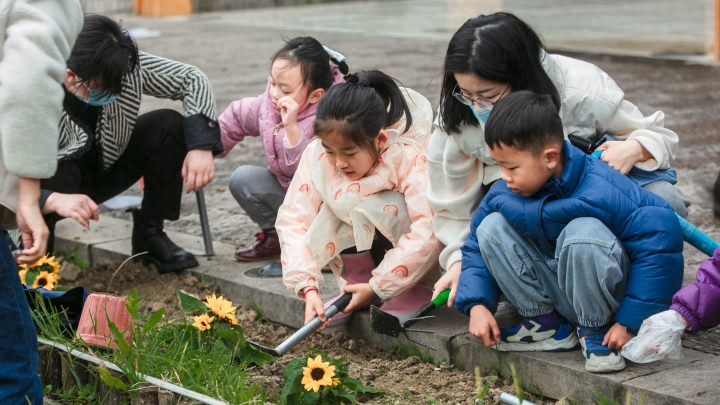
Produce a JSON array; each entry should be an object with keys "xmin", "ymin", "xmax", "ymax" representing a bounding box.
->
[
  {"xmin": 303, "ymin": 289, "xmax": 331, "ymax": 331},
  {"xmin": 42, "ymin": 192, "xmax": 99, "ymax": 228},
  {"xmin": 182, "ymin": 149, "xmax": 215, "ymax": 194},
  {"xmin": 469, "ymin": 304, "xmax": 501, "ymax": 347},
  {"xmin": 343, "ymin": 283, "xmax": 377, "ymax": 314},
  {"xmin": 432, "ymin": 261, "xmax": 461, "ymax": 307},
  {"xmin": 595, "ymin": 139, "xmax": 651, "ymax": 175},
  {"xmin": 603, "ymin": 322, "xmax": 632, "ymax": 351},
  {"xmin": 15, "ymin": 178, "xmax": 49, "ymax": 264},
  {"xmin": 277, "ymin": 96, "xmax": 302, "ymax": 147}
]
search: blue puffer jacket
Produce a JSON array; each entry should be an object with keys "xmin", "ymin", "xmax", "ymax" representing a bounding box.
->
[{"xmin": 455, "ymin": 141, "xmax": 684, "ymax": 331}]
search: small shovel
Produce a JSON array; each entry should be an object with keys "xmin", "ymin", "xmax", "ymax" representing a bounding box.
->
[
  {"xmin": 247, "ymin": 292, "xmax": 352, "ymax": 357},
  {"xmin": 370, "ymin": 289, "xmax": 450, "ymax": 350}
]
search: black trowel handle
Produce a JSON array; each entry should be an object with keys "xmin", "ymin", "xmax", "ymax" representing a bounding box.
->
[{"xmin": 273, "ymin": 293, "xmax": 352, "ymax": 356}]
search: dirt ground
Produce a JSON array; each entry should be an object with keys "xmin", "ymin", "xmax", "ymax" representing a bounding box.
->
[{"xmin": 65, "ymin": 261, "xmax": 551, "ymax": 405}]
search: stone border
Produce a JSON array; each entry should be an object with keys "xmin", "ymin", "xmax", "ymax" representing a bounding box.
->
[{"xmin": 54, "ymin": 216, "xmax": 720, "ymax": 404}]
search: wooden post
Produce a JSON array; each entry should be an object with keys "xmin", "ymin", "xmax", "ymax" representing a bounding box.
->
[
  {"xmin": 715, "ymin": 0, "xmax": 720, "ymax": 59},
  {"xmin": 134, "ymin": 0, "xmax": 193, "ymax": 16}
]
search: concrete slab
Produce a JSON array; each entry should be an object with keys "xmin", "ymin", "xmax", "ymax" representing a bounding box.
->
[{"xmin": 54, "ymin": 217, "xmax": 132, "ymax": 264}]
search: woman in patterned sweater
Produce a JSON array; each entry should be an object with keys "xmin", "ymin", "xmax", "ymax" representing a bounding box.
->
[{"xmin": 39, "ymin": 15, "xmax": 223, "ymax": 272}]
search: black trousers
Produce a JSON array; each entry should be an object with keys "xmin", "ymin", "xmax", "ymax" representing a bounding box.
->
[{"xmin": 42, "ymin": 109, "xmax": 188, "ymax": 245}]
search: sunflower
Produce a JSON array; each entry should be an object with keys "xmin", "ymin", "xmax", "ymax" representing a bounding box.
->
[
  {"xmin": 225, "ymin": 312, "xmax": 238, "ymax": 325},
  {"xmin": 331, "ymin": 378, "xmax": 341, "ymax": 387},
  {"xmin": 192, "ymin": 314, "xmax": 215, "ymax": 331},
  {"xmin": 204, "ymin": 294, "xmax": 237, "ymax": 319},
  {"xmin": 301, "ymin": 355, "xmax": 335, "ymax": 392},
  {"xmin": 32, "ymin": 271, "xmax": 58, "ymax": 290},
  {"xmin": 34, "ymin": 254, "xmax": 61, "ymax": 273},
  {"xmin": 18, "ymin": 264, "xmax": 28, "ymax": 284}
]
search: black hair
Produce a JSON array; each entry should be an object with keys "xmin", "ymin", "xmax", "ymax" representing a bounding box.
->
[
  {"xmin": 66, "ymin": 14, "xmax": 139, "ymax": 97},
  {"xmin": 485, "ymin": 90, "xmax": 563, "ymax": 155},
  {"xmin": 439, "ymin": 12, "xmax": 560, "ymax": 135},
  {"xmin": 713, "ymin": 170, "xmax": 720, "ymax": 219},
  {"xmin": 272, "ymin": 37, "xmax": 349, "ymax": 93},
  {"xmin": 314, "ymin": 70, "xmax": 412, "ymax": 161}
]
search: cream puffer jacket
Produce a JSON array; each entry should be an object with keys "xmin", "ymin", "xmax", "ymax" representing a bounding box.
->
[
  {"xmin": 427, "ymin": 51, "xmax": 679, "ymax": 272},
  {"xmin": 0, "ymin": 0, "xmax": 83, "ymax": 229},
  {"xmin": 279, "ymin": 88, "xmax": 443, "ymax": 300}
]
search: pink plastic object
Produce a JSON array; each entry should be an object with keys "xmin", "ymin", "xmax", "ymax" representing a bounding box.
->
[{"xmin": 76, "ymin": 293, "xmax": 133, "ymax": 349}]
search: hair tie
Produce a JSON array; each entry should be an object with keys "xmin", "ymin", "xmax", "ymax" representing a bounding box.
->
[
  {"xmin": 322, "ymin": 45, "xmax": 346, "ymax": 63},
  {"xmin": 358, "ymin": 77, "xmax": 370, "ymax": 86}
]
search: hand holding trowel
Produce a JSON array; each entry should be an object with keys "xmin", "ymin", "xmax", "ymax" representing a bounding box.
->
[{"xmin": 370, "ymin": 289, "xmax": 451, "ymax": 350}]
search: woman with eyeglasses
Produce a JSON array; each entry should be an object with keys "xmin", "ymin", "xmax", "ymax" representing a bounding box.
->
[
  {"xmin": 428, "ymin": 12, "xmax": 687, "ymax": 306},
  {"xmin": 39, "ymin": 14, "xmax": 224, "ymax": 272}
]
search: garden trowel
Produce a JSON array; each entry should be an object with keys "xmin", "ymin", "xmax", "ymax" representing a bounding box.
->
[
  {"xmin": 370, "ymin": 289, "xmax": 450, "ymax": 351},
  {"xmin": 247, "ymin": 292, "xmax": 352, "ymax": 357}
]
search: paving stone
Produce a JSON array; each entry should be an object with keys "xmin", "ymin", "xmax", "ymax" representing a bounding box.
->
[
  {"xmin": 682, "ymin": 326, "xmax": 720, "ymax": 355},
  {"xmin": 54, "ymin": 217, "xmax": 132, "ymax": 265}
]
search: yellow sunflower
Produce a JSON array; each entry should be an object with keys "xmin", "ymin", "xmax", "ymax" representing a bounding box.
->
[
  {"xmin": 192, "ymin": 314, "xmax": 215, "ymax": 331},
  {"xmin": 204, "ymin": 294, "xmax": 237, "ymax": 319},
  {"xmin": 34, "ymin": 254, "xmax": 61, "ymax": 273},
  {"xmin": 331, "ymin": 378, "xmax": 341, "ymax": 387},
  {"xmin": 301, "ymin": 355, "xmax": 335, "ymax": 392},
  {"xmin": 225, "ymin": 312, "xmax": 238, "ymax": 325},
  {"xmin": 32, "ymin": 271, "xmax": 58, "ymax": 290}
]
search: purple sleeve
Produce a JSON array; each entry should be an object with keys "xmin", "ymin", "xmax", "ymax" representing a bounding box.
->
[
  {"xmin": 281, "ymin": 117, "xmax": 315, "ymax": 171},
  {"xmin": 671, "ymin": 247, "xmax": 720, "ymax": 335},
  {"xmin": 216, "ymin": 96, "xmax": 261, "ymax": 158}
]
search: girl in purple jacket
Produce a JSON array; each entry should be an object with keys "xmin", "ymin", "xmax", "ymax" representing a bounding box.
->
[{"xmin": 217, "ymin": 37, "xmax": 347, "ymax": 276}]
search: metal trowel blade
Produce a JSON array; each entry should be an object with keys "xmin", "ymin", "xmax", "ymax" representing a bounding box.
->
[
  {"xmin": 247, "ymin": 340, "xmax": 280, "ymax": 357},
  {"xmin": 370, "ymin": 305, "xmax": 403, "ymax": 337}
]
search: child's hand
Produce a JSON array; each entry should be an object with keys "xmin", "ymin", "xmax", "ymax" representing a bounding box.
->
[
  {"xmin": 343, "ymin": 283, "xmax": 377, "ymax": 314},
  {"xmin": 277, "ymin": 96, "xmax": 300, "ymax": 127},
  {"xmin": 303, "ymin": 289, "xmax": 330, "ymax": 331},
  {"xmin": 603, "ymin": 322, "xmax": 632, "ymax": 350},
  {"xmin": 469, "ymin": 305, "xmax": 500, "ymax": 347},
  {"xmin": 432, "ymin": 262, "xmax": 461, "ymax": 307}
]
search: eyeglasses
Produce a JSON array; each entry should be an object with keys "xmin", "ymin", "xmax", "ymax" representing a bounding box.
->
[{"xmin": 452, "ymin": 84, "xmax": 509, "ymax": 109}]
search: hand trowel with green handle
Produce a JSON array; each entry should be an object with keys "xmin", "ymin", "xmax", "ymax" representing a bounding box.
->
[{"xmin": 369, "ymin": 289, "xmax": 451, "ymax": 351}]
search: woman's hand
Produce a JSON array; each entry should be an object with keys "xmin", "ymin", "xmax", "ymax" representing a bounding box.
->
[
  {"xmin": 432, "ymin": 261, "xmax": 461, "ymax": 307},
  {"xmin": 15, "ymin": 178, "xmax": 49, "ymax": 264},
  {"xmin": 595, "ymin": 139, "xmax": 651, "ymax": 175},
  {"xmin": 469, "ymin": 304, "xmax": 500, "ymax": 347},
  {"xmin": 342, "ymin": 283, "xmax": 378, "ymax": 314},
  {"xmin": 603, "ymin": 322, "xmax": 632, "ymax": 351},
  {"xmin": 303, "ymin": 288, "xmax": 331, "ymax": 331},
  {"xmin": 182, "ymin": 150, "xmax": 215, "ymax": 193},
  {"xmin": 43, "ymin": 192, "xmax": 99, "ymax": 228}
]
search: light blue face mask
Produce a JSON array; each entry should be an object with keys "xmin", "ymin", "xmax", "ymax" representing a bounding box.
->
[
  {"xmin": 76, "ymin": 89, "xmax": 119, "ymax": 107},
  {"xmin": 470, "ymin": 105, "xmax": 492, "ymax": 124}
]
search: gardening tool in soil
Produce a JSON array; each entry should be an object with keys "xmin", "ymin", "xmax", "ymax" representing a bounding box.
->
[
  {"xmin": 369, "ymin": 289, "xmax": 451, "ymax": 351},
  {"xmin": 498, "ymin": 392, "xmax": 537, "ymax": 405},
  {"xmin": 247, "ymin": 292, "xmax": 352, "ymax": 357}
]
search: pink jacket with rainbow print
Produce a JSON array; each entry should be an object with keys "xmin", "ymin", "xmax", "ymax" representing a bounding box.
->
[
  {"xmin": 217, "ymin": 66, "xmax": 345, "ymax": 189},
  {"xmin": 278, "ymin": 88, "xmax": 442, "ymax": 300}
]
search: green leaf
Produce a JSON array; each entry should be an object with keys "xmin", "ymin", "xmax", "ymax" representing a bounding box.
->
[
  {"xmin": 125, "ymin": 289, "xmax": 139, "ymax": 319},
  {"xmin": 302, "ymin": 389, "xmax": 319, "ymax": 404},
  {"xmin": 98, "ymin": 367, "xmax": 127, "ymax": 390},
  {"xmin": 236, "ymin": 344, "xmax": 275, "ymax": 366},
  {"xmin": 24, "ymin": 268, "xmax": 40, "ymax": 286},
  {"xmin": 107, "ymin": 320, "xmax": 131, "ymax": 355},
  {"xmin": 343, "ymin": 377, "xmax": 382, "ymax": 394},
  {"xmin": 211, "ymin": 340, "xmax": 233, "ymax": 363},
  {"xmin": 177, "ymin": 290, "xmax": 206, "ymax": 312},
  {"xmin": 143, "ymin": 307, "xmax": 166, "ymax": 334},
  {"xmin": 280, "ymin": 358, "xmax": 305, "ymax": 403}
]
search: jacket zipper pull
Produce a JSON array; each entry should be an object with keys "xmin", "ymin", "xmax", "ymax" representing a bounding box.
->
[{"xmin": 274, "ymin": 124, "xmax": 280, "ymax": 136}]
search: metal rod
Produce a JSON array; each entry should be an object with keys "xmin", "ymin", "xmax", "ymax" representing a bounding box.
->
[
  {"xmin": 195, "ymin": 189, "xmax": 214, "ymax": 256},
  {"xmin": 403, "ymin": 328, "xmax": 435, "ymax": 334},
  {"xmin": 38, "ymin": 337, "xmax": 228, "ymax": 405}
]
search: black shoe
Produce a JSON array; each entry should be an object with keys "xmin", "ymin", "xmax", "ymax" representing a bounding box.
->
[
  {"xmin": 129, "ymin": 208, "xmax": 199, "ymax": 273},
  {"xmin": 257, "ymin": 261, "xmax": 282, "ymax": 277}
]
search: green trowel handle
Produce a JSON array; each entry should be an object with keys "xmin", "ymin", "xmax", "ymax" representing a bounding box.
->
[{"xmin": 430, "ymin": 289, "xmax": 451, "ymax": 309}]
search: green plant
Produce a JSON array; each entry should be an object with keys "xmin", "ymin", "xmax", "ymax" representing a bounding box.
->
[
  {"xmin": 280, "ymin": 349, "xmax": 384, "ymax": 404},
  {"xmin": 595, "ymin": 390, "xmax": 647, "ymax": 405},
  {"xmin": 64, "ymin": 246, "xmax": 89, "ymax": 270},
  {"xmin": 489, "ymin": 348, "xmax": 509, "ymax": 379},
  {"xmin": 249, "ymin": 299, "xmax": 267, "ymax": 323},
  {"xmin": 530, "ymin": 381, "xmax": 544, "ymax": 401},
  {"xmin": 510, "ymin": 364, "xmax": 524, "ymax": 404},
  {"xmin": 388, "ymin": 341, "xmax": 434, "ymax": 364},
  {"xmin": 475, "ymin": 367, "xmax": 491, "ymax": 402}
]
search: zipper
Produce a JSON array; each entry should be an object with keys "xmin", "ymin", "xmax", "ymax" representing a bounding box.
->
[{"xmin": 273, "ymin": 124, "xmax": 280, "ymax": 136}]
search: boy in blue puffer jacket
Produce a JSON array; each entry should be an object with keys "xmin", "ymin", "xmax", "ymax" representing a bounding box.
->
[{"xmin": 455, "ymin": 91, "xmax": 684, "ymax": 373}]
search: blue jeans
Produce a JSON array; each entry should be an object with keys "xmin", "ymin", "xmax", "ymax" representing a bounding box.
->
[
  {"xmin": 477, "ymin": 213, "xmax": 630, "ymax": 328},
  {"xmin": 0, "ymin": 239, "xmax": 43, "ymax": 404}
]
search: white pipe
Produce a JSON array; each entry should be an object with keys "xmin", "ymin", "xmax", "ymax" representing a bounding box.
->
[
  {"xmin": 38, "ymin": 337, "xmax": 228, "ymax": 405},
  {"xmin": 499, "ymin": 392, "xmax": 537, "ymax": 405}
]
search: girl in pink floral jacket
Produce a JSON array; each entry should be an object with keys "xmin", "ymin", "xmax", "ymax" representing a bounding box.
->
[
  {"xmin": 217, "ymin": 37, "xmax": 347, "ymax": 276},
  {"xmin": 278, "ymin": 70, "xmax": 443, "ymax": 328}
]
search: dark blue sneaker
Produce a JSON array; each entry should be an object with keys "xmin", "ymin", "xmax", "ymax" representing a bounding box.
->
[
  {"xmin": 577, "ymin": 326, "xmax": 626, "ymax": 373},
  {"xmin": 495, "ymin": 317, "xmax": 579, "ymax": 352}
]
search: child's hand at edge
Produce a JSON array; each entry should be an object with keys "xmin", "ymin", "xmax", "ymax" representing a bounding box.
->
[
  {"xmin": 469, "ymin": 305, "xmax": 500, "ymax": 347},
  {"xmin": 303, "ymin": 288, "xmax": 330, "ymax": 331},
  {"xmin": 343, "ymin": 283, "xmax": 377, "ymax": 314},
  {"xmin": 603, "ymin": 322, "xmax": 632, "ymax": 351},
  {"xmin": 432, "ymin": 261, "xmax": 461, "ymax": 307}
]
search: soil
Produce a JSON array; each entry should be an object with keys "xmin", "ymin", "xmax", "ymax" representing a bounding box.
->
[{"xmin": 64, "ymin": 261, "xmax": 553, "ymax": 405}]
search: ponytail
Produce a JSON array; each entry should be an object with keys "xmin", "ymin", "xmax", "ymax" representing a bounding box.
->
[{"xmin": 314, "ymin": 70, "xmax": 412, "ymax": 160}]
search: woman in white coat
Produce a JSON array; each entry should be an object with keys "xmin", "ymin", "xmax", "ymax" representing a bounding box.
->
[{"xmin": 429, "ymin": 12, "xmax": 688, "ymax": 306}]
